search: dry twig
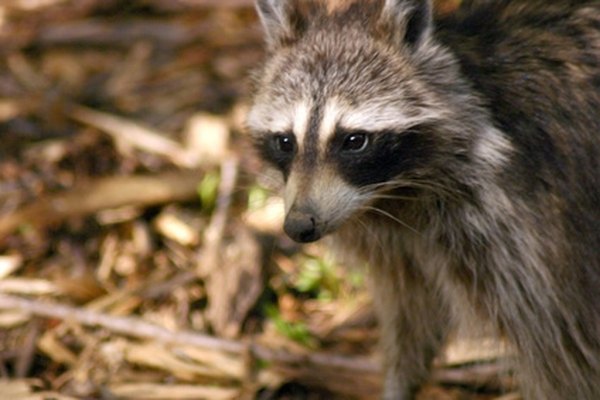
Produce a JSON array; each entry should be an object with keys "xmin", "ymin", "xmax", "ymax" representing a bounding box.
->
[
  {"xmin": 198, "ymin": 157, "xmax": 239, "ymax": 276},
  {"xmin": 0, "ymin": 294, "xmax": 509, "ymax": 397},
  {"xmin": 69, "ymin": 105, "xmax": 201, "ymax": 168},
  {"xmin": 0, "ymin": 170, "xmax": 202, "ymax": 240},
  {"xmin": 0, "ymin": 293, "xmax": 378, "ymax": 372}
]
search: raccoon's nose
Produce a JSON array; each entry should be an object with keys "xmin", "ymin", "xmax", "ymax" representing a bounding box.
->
[{"xmin": 284, "ymin": 208, "xmax": 322, "ymax": 243}]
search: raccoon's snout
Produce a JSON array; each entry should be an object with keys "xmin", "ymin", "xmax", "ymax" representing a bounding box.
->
[{"xmin": 284, "ymin": 207, "xmax": 322, "ymax": 243}]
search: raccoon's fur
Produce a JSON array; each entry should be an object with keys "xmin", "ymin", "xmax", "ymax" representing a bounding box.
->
[{"xmin": 247, "ymin": 0, "xmax": 600, "ymax": 398}]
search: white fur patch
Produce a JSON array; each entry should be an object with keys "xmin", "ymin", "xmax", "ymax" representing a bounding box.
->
[
  {"xmin": 293, "ymin": 99, "xmax": 312, "ymax": 150},
  {"xmin": 283, "ymin": 171, "xmax": 299, "ymax": 213},
  {"xmin": 319, "ymin": 97, "xmax": 343, "ymax": 146},
  {"xmin": 338, "ymin": 100, "xmax": 446, "ymax": 133},
  {"xmin": 246, "ymin": 99, "xmax": 312, "ymax": 144}
]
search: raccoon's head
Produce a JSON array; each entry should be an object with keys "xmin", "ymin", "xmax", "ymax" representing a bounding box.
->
[{"xmin": 247, "ymin": 0, "xmax": 485, "ymax": 243}]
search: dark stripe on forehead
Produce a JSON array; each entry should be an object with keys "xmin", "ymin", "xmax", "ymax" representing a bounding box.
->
[{"xmin": 301, "ymin": 101, "xmax": 323, "ymax": 170}]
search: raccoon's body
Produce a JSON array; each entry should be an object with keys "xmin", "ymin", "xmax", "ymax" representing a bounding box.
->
[{"xmin": 248, "ymin": 0, "xmax": 600, "ymax": 399}]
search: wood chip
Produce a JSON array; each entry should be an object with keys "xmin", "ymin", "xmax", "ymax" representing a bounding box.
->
[
  {"xmin": 38, "ymin": 332, "xmax": 78, "ymax": 366},
  {"xmin": 107, "ymin": 383, "xmax": 240, "ymax": 400},
  {"xmin": 125, "ymin": 342, "xmax": 231, "ymax": 381},
  {"xmin": 0, "ymin": 310, "xmax": 30, "ymax": 328},
  {"xmin": 0, "ymin": 278, "xmax": 59, "ymax": 296},
  {"xmin": 154, "ymin": 208, "xmax": 202, "ymax": 246},
  {"xmin": 184, "ymin": 113, "xmax": 231, "ymax": 166},
  {"xmin": 0, "ymin": 379, "xmax": 76, "ymax": 400},
  {"xmin": 444, "ymin": 337, "xmax": 509, "ymax": 366},
  {"xmin": 172, "ymin": 345, "xmax": 246, "ymax": 380},
  {"xmin": 0, "ymin": 254, "xmax": 23, "ymax": 279}
]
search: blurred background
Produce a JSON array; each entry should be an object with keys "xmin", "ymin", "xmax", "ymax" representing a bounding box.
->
[{"xmin": 0, "ymin": 1, "xmax": 514, "ymax": 399}]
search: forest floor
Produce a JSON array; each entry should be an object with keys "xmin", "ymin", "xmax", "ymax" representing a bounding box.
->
[{"xmin": 0, "ymin": 1, "xmax": 518, "ymax": 399}]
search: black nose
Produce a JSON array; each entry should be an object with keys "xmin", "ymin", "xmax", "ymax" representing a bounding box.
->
[{"xmin": 284, "ymin": 208, "xmax": 322, "ymax": 243}]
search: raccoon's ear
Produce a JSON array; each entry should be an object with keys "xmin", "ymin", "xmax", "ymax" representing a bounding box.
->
[
  {"xmin": 255, "ymin": 0, "xmax": 303, "ymax": 50},
  {"xmin": 380, "ymin": 0, "xmax": 433, "ymax": 51}
]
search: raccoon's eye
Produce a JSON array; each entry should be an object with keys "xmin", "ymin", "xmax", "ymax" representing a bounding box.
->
[
  {"xmin": 342, "ymin": 132, "xmax": 369, "ymax": 153},
  {"xmin": 272, "ymin": 134, "xmax": 296, "ymax": 153}
]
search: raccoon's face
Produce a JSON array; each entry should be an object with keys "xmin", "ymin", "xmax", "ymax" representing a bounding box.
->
[{"xmin": 248, "ymin": 0, "xmax": 454, "ymax": 242}]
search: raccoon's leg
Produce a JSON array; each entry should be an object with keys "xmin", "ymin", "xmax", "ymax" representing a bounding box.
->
[{"xmin": 370, "ymin": 259, "xmax": 449, "ymax": 400}]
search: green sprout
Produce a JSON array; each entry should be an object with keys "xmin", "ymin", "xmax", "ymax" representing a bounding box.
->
[
  {"xmin": 294, "ymin": 256, "xmax": 340, "ymax": 301},
  {"xmin": 265, "ymin": 304, "xmax": 317, "ymax": 348},
  {"xmin": 197, "ymin": 171, "xmax": 220, "ymax": 212}
]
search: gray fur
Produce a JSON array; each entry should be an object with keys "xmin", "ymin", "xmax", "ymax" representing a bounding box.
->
[{"xmin": 248, "ymin": 0, "xmax": 600, "ymax": 398}]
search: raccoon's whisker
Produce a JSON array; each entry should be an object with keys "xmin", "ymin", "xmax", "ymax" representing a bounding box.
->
[
  {"xmin": 360, "ymin": 205, "xmax": 422, "ymax": 236},
  {"xmin": 252, "ymin": 173, "xmax": 283, "ymax": 190},
  {"xmin": 354, "ymin": 217, "xmax": 387, "ymax": 254},
  {"xmin": 369, "ymin": 193, "xmax": 419, "ymax": 202},
  {"xmin": 359, "ymin": 180, "xmax": 411, "ymax": 193},
  {"xmin": 408, "ymin": 179, "xmax": 463, "ymax": 195},
  {"xmin": 385, "ymin": 179, "xmax": 463, "ymax": 201},
  {"xmin": 359, "ymin": 178, "xmax": 464, "ymax": 202}
]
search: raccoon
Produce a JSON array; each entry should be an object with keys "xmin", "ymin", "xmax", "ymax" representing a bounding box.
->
[{"xmin": 247, "ymin": 0, "xmax": 600, "ymax": 398}]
